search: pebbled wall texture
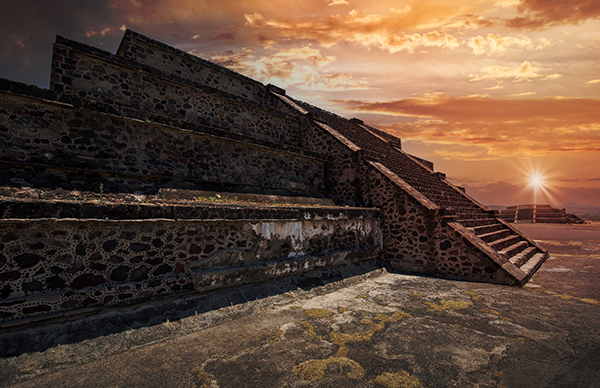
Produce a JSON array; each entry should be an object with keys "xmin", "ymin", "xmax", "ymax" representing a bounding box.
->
[
  {"xmin": 302, "ymin": 121, "xmax": 504, "ymax": 284},
  {"xmin": 0, "ymin": 29, "xmax": 513, "ymax": 326},
  {"xmin": 51, "ymin": 36, "xmax": 300, "ymax": 146},
  {"xmin": 117, "ymin": 30, "xmax": 267, "ymax": 105},
  {"xmin": 0, "ymin": 203, "xmax": 380, "ymax": 324},
  {"xmin": 0, "ymin": 92, "xmax": 325, "ymax": 196}
]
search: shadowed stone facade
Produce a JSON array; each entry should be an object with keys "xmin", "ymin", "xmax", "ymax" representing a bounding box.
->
[{"xmin": 0, "ymin": 30, "xmax": 548, "ymax": 326}]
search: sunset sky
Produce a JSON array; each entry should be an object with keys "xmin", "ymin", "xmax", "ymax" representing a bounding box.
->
[{"xmin": 1, "ymin": 0, "xmax": 599, "ymax": 207}]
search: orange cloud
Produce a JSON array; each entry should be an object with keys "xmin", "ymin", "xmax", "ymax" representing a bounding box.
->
[
  {"xmin": 85, "ymin": 27, "xmax": 113, "ymax": 38},
  {"xmin": 507, "ymin": 91, "xmax": 536, "ymax": 97},
  {"xmin": 477, "ymin": 0, "xmax": 600, "ymax": 30},
  {"xmin": 308, "ymin": 72, "xmax": 370, "ymax": 91},
  {"xmin": 268, "ymin": 47, "xmax": 336, "ymax": 67},
  {"xmin": 469, "ymin": 60, "xmax": 552, "ymax": 82},
  {"xmin": 244, "ymin": 6, "xmax": 464, "ymax": 53},
  {"xmin": 209, "ymin": 46, "xmax": 368, "ymax": 91},
  {"xmin": 334, "ymin": 95, "xmax": 600, "ymax": 158},
  {"xmin": 467, "ymin": 33, "xmax": 552, "ymax": 55},
  {"xmin": 328, "ymin": 0, "xmax": 350, "ymax": 6}
]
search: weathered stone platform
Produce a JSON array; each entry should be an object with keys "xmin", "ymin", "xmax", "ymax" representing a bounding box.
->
[{"xmin": 0, "ymin": 223, "xmax": 598, "ymax": 388}]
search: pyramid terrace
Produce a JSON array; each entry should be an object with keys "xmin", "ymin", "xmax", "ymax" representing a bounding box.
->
[{"xmin": 0, "ymin": 30, "xmax": 549, "ymax": 327}]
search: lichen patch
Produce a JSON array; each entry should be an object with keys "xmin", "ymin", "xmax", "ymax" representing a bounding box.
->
[
  {"xmin": 292, "ymin": 356, "xmax": 365, "ymax": 381},
  {"xmin": 372, "ymin": 371, "xmax": 424, "ymax": 388},
  {"xmin": 425, "ymin": 299, "xmax": 473, "ymax": 311}
]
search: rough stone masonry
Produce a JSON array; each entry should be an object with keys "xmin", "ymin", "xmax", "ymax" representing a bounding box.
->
[{"xmin": 0, "ymin": 29, "xmax": 548, "ymax": 327}]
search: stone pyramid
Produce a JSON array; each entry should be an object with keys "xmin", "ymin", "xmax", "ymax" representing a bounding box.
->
[{"xmin": 0, "ymin": 30, "xmax": 548, "ymax": 326}]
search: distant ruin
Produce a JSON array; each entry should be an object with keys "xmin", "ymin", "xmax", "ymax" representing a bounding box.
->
[
  {"xmin": 498, "ymin": 204, "xmax": 585, "ymax": 224},
  {"xmin": 0, "ymin": 30, "xmax": 549, "ymax": 327}
]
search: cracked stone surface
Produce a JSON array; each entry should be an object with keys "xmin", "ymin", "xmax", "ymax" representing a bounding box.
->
[{"xmin": 1, "ymin": 223, "xmax": 599, "ymax": 387}]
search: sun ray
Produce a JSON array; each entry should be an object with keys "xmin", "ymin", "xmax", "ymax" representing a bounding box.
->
[{"xmin": 508, "ymin": 159, "xmax": 563, "ymax": 206}]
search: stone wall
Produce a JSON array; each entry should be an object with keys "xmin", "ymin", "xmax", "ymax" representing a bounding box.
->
[
  {"xmin": 358, "ymin": 162, "xmax": 439, "ymax": 274},
  {"xmin": 436, "ymin": 224, "xmax": 503, "ymax": 282},
  {"xmin": 360, "ymin": 162, "xmax": 501, "ymax": 282},
  {"xmin": 0, "ymin": 92, "xmax": 325, "ymax": 195},
  {"xmin": 117, "ymin": 30, "xmax": 266, "ymax": 105},
  {"xmin": 302, "ymin": 121, "xmax": 363, "ymax": 207},
  {"xmin": 298, "ymin": 116, "xmax": 502, "ymax": 283},
  {"xmin": 0, "ymin": 202, "xmax": 380, "ymax": 325},
  {"xmin": 0, "ymin": 28, "xmax": 532, "ymax": 328},
  {"xmin": 300, "ymin": 117, "xmax": 440, "ymax": 274},
  {"xmin": 51, "ymin": 38, "xmax": 301, "ymax": 146}
]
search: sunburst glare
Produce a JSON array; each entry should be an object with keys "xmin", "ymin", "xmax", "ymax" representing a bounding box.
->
[
  {"xmin": 510, "ymin": 159, "xmax": 562, "ymax": 205},
  {"xmin": 528, "ymin": 173, "xmax": 545, "ymax": 189}
]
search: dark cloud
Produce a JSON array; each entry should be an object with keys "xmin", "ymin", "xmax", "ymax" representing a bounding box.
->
[
  {"xmin": 0, "ymin": 0, "xmax": 120, "ymax": 87},
  {"xmin": 459, "ymin": 180, "xmax": 600, "ymax": 207},
  {"xmin": 210, "ymin": 33, "xmax": 236, "ymax": 41},
  {"xmin": 334, "ymin": 95, "xmax": 600, "ymax": 157},
  {"xmin": 0, "ymin": 0, "xmax": 246, "ymax": 87},
  {"xmin": 559, "ymin": 177, "xmax": 600, "ymax": 183},
  {"xmin": 336, "ymin": 95, "xmax": 600, "ymax": 123}
]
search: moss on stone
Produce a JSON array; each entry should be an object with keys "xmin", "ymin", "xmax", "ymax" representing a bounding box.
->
[
  {"xmin": 292, "ymin": 356, "xmax": 365, "ymax": 381},
  {"xmin": 296, "ymin": 321, "xmax": 325, "ymax": 339},
  {"xmin": 294, "ymin": 306, "xmax": 413, "ymax": 378},
  {"xmin": 268, "ymin": 329, "xmax": 283, "ymax": 344},
  {"xmin": 553, "ymin": 294, "xmax": 575, "ymax": 300},
  {"xmin": 372, "ymin": 371, "xmax": 424, "ymax": 388},
  {"xmin": 391, "ymin": 309, "xmax": 411, "ymax": 320},
  {"xmin": 462, "ymin": 290, "xmax": 480, "ymax": 297},
  {"xmin": 581, "ymin": 298, "xmax": 600, "ymax": 306},
  {"xmin": 480, "ymin": 308, "xmax": 501, "ymax": 316},
  {"xmin": 425, "ymin": 299, "xmax": 473, "ymax": 311},
  {"xmin": 191, "ymin": 367, "xmax": 211, "ymax": 388}
]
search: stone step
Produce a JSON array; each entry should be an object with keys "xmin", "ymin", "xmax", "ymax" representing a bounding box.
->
[
  {"xmin": 455, "ymin": 214, "xmax": 491, "ymax": 222},
  {"xmin": 453, "ymin": 207, "xmax": 489, "ymax": 215},
  {"xmin": 508, "ymin": 246, "xmax": 537, "ymax": 267},
  {"xmin": 458, "ymin": 218, "xmax": 499, "ymax": 228},
  {"xmin": 478, "ymin": 229, "xmax": 511, "ymax": 243},
  {"xmin": 520, "ymin": 252, "xmax": 547, "ymax": 275},
  {"xmin": 491, "ymin": 235, "xmax": 523, "ymax": 252},
  {"xmin": 470, "ymin": 223, "xmax": 506, "ymax": 236},
  {"xmin": 498, "ymin": 240, "xmax": 529, "ymax": 258}
]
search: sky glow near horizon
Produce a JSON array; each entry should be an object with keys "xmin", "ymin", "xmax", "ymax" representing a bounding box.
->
[{"xmin": 1, "ymin": 0, "xmax": 600, "ymax": 207}]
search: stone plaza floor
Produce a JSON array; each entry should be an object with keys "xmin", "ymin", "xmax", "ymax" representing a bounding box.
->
[{"xmin": 1, "ymin": 223, "xmax": 599, "ymax": 387}]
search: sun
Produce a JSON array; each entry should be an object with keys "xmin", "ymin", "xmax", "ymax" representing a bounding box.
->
[
  {"xmin": 528, "ymin": 173, "xmax": 545, "ymax": 189},
  {"xmin": 509, "ymin": 159, "xmax": 563, "ymax": 205},
  {"xmin": 525, "ymin": 171, "xmax": 552, "ymax": 204}
]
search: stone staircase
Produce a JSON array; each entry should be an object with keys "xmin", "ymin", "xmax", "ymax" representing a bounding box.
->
[
  {"xmin": 0, "ymin": 29, "xmax": 550, "ymax": 327},
  {"xmin": 275, "ymin": 96, "xmax": 548, "ymax": 284},
  {"xmin": 0, "ymin": 31, "xmax": 383, "ymax": 326},
  {"xmin": 454, "ymin": 218, "xmax": 548, "ymax": 284},
  {"xmin": 291, "ymin": 102, "xmax": 489, "ymax": 214}
]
